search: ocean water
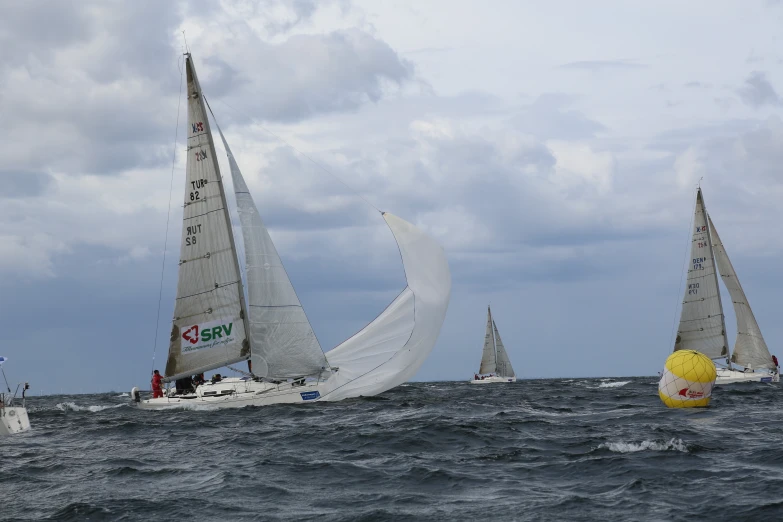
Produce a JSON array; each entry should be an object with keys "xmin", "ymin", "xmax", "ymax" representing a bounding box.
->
[{"xmin": 3, "ymin": 377, "xmax": 782, "ymax": 521}]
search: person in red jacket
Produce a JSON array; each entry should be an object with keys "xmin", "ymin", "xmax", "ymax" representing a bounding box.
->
[
  {"xmin": 772, "ymin": 355, "xmax": 779, "ymax": 371},
  {"xmin": 151, "ymin": 370, "xmax": 164, "ymax": 398}
]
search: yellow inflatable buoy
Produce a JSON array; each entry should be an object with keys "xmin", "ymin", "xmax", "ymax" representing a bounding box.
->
[{"xmin": 658, "ymin": 350, "xmax": 717, "ymax": 408}]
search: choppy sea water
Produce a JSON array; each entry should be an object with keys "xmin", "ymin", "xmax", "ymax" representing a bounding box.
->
[{"xmin": 3, "ymin": 377, "xmax": 782, "ymax": 521}]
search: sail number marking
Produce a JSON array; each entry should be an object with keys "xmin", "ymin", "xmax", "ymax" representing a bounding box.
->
[
  {"xmin": 688, "ymin": 282, "xmax": 699, "ymax": 295},
  {"xmin": 195, "ymin": 150, "xmax": 207, "ymax": 162},
  {"xmin": 692, "ymin": 257, "xmax": 706, "ymax": 270},
  {"xmin": 185, "ymin": 223, "xmax": 202, "ymax": 246},
  {"xmin": 192, "ymin": 122, "xmax": 204, "ymax": 134},
  {"xmin": 189, "ymin": 179, "xmax": 208, "ymax": 203}
]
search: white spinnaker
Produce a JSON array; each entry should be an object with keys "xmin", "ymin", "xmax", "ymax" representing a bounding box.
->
[
  {"xmin": 493, "ymin": 321, "xmax": 515, "ymax": 378},
  {"xmin": 214, "ymin": 124, "xmax": 329, "ymax": 378},
  {"xmin": 319, "ymin": 213, "xmax": 451, "ymax": 401},
  {"xmin": 708, "ymin": 215, "xmax": 774, "ymax": 370},
  {"xmin": 478, "ymin": 307, "xmax": 497, "ymax": 374},
  {"xmin": 165, "ymin": 56, "xmax": 249, "ymax": 381},
  {"xmin": 674, "ymin": 189, "xmax": 728, "ymax": 361}
]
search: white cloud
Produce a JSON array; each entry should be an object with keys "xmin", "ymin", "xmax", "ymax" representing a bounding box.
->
[{"xmin": 3, "ymin": 0, "xmax": 783, "ymax": 389}]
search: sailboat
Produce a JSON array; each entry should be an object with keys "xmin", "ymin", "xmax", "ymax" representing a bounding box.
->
[
  {"xmin": 672, "ymin": 188, "xmax": 779, "ymax": 385},
  {"xmin": 470, "ymin": 306, "xmax": 516, "ymax": 383},
  {"xmin": 131, "ymin": 54, "xmax": 451, "ymax": 409},
  {"xmin": 0, "ymin": 357, "xmax": 31, "ymax": 435}
]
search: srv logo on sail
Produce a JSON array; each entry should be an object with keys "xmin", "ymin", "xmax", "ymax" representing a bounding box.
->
[{"xmin": 180, "ymin": 319, "xmax": 236, "ymax": 354}]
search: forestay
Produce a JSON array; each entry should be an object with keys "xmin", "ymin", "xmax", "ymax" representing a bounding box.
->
[
  {"xmin": 708, "ymin": 216, "xmax": 774, "ymax": 370},
  {"xmin": 319, "ymin": 213, "xmax": 451, "ymax": 401},
  {"xmin": 673, "ymin": 189, "xmax": 728, "ymax": 362},
  {"xmin": 164, "ymin": 56, "xmax": 249, "ymax": 382},
  {"xmin": 214, "ymin": 123, "xmax": 329, "ymax": 378},
  {"xmin": 478, "ymin": 307, "xmax": 496, "ymax": 374},
  {"xmin": 493, "ymin": 321, "xmax": 515, "ymax": 378}
]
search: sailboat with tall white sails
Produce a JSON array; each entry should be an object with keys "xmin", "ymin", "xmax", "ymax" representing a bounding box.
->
[
  {"xmin": 671, "ymin": 188, "xmax": 779, "ymax": 385},
  {"xmin": 470, "ymin": 306, "xmax": 516, "ymax": 383},
  {"xmin": 131, "ymin": 54, "xmax": 451, "ymax": 409}
]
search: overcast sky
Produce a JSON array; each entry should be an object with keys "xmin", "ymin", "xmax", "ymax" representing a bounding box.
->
[{"xmin": 2, "ymin": 0, "xmax": 783, "ymax": 394}]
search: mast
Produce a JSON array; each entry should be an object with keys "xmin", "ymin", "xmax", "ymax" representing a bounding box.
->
[
  {"xmin": 700, "ymin": 188, "xmax": 731, "ymax": 367},
  {"xmin": 188, "ymin": 54, "xmax": 253, "ymax": 361},
  {"xmin": 489, "ymin": 305, "xmax": 497, "ymax": 373}
]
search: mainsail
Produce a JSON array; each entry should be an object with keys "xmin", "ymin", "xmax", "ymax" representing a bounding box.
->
[
  {"xmin": 164, "ymin": 55, "xmax": 250, "ymax": 382},
  {"xmin": 674, "ymin": 189, "xmax": 729, "ymax": 362},
  {"xmin": 478, "ymin": 307, "xmax": 496, "ymax": 374},
  {"xmin": 493, "ymin": 321, "xmax": 515, "ymax": 378},
  {"xmin": 213, "ymin": 122, "xmax": 329, "ymax": 378},
  {"xmin": 708, "ymin": 215, "xmax": 774, "ymax": 370}
]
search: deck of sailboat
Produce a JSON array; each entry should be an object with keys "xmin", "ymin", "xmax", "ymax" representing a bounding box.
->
[
  {"xmin": 135, "ymin": 377, "xmax": 327, "ymax": 409},
  {"xmin": 469, "ymin": 376, "xmax": 516, "ymax": 384},
  {"xmin": 715, "ymin": 368, "xmax": 779, "ymax": 385}
]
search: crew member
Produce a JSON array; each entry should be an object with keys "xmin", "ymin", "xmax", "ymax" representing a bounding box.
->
[
  {"xmin": 152, "ymin": 370, "xmax": 164, "ymax": 398},
  {"xmin": 772, "ymin": 355, "xmax": 779, "ymax": 370}
]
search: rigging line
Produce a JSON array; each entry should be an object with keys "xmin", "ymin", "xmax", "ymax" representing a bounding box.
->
[
  {"xmin": 668, "ymin": 196, "xmax": 696, "ymax": 352},
  {"xmin": 209, "ymin": 96, "xmax": 383, "ymax": 214},
  {"xmin": 151, "ymin": 53, "xmax": 185, "ymax": 375}
]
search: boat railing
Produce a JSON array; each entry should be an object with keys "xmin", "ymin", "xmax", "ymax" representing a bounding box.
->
[{"xmin": 0, "ymin": 383, "xmax": 27, "ymax": 409}]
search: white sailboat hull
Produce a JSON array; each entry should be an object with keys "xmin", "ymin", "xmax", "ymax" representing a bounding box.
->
[
  {"xmin": 0, "ymin": 406, "xmax": 31, "ymax": 435},
  {"xmin": 469, "ymin": 376, "xmax": 516, "ymax": 384},
  {"xmin": 133, "ymin": 377, "xmax": 335, "ymax": 410},
  {"xmin": 715, "ymin": 368, "xmax": 779, "ymax": 385}
]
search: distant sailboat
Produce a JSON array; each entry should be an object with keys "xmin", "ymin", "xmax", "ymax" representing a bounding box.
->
[
  {"xmin": 470, "ymin": 306, "xmax": 516, "ymax": 384},
  {"xmin": 0, "ymin": 357, "xmax": 31, "ymax": 435},
  {"xmin": 131, "ymin": 53, "xmax": 451, "ymax": 409},
  {"xmin": 672, "ymin": 188, "xmax": 779, "ymax": 384}
]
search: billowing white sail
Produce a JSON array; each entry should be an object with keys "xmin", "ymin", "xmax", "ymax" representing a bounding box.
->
[
  {"xmin": 165, "ymin": 55, "xmax": 249, "ymax": 381},
  {"xmin": 674, "ymin": 189, "xmax": 729, "ymax": 362},
  {"xmin": 708, "ymin": 216, "xmax": 774, "ymax": 370},
  {"xmin": 214, "ymin": 124, "xmax": 329, "ymax": 378},
  {"xmin": 478, "ymin": 307, "xmax": 496, "ymax": 374},
  {"xmin": 319, "ymin": 213, "xmax": 451, "ymax": 401},
  {"xmin": 493, "ymin": 321, "xmax": 515, "ymax": 378}
]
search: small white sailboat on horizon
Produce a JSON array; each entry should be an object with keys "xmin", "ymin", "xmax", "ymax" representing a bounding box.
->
[
  {"xmin": 470, "ymin": 306, "xmax": 516, "ymax": 384},
  {"xmin": 131, "ymin": 53, "xmax": 451, "ymax": 409},
  {"xmin": 0, "ymin": 357, "xmax": 31, "ymax": 435},
  {"xmin": 671, "ymin": 187, "xmax": 779, "ymax": 385}
]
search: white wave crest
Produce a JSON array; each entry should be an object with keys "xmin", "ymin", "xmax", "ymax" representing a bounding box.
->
[
  {"xmin": 598, "ymin": 381, "xmax": 630, "ymax": 388},
  {"xmin": 116, "ymin": 393, "xmax": 129, "ymax": 397},
  {"xmin": 56, "ymin": 402, "xmax": 125, "ymax": 413},
  {"xmin": 599, "ymin": 438, "xmax": 688, "ymax": 453}
]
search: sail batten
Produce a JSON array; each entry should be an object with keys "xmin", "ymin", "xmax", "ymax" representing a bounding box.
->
[
  {"xmin": 673, "ymin": 189, "xmax": 728, "ymax": 362},
  {"xmin": 708, "ymin": 215, "xmax": 774, "ymax": 370},
  {"xmin": 212, "ymin": 120, "xmax": 329, "ymax": 379},
  {"xmin": 164, "ymin": 55, "xmax": 249, "ymax": 382}
]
